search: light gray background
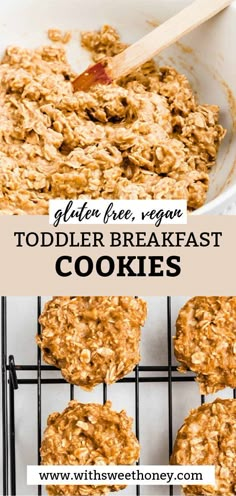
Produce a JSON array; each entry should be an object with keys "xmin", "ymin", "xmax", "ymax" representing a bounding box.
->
[
  {"xmin": 223, "ymin": 203, "xmax": 236, "ymax": 214},
  {"xmin": 0, "ymin": 296, "xmax": 233, "ymax": 496}
]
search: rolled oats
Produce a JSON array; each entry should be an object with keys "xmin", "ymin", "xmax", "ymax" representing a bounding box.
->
[
  {"xmin": 174, "ymin": 297, "xmax": 236, "ymax": 394},
  {"xmin": 0, "ymin": 25, "xmax": 226, "ymax": 213},
  {"xmin": 171, "ymin": 399, "xmax": 236, "ymax": 495},
  {"xmin": 48, "ymin": 29, "xmax": 72, "ymax": 44},
  {"xmin": 37, "ymin": 296, "xmax": 147, "ymax": 390},
  {"xmin": 41, "ymin": 400, "xmax": 140, "ymax": 495}
]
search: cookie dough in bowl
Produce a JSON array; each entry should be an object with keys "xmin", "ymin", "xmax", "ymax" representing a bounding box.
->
[
  {"xmin": 171, "ymin": 399, "xmax": 236, "ymax": 496},
  {"xmin": 174, "ymin": 296, "xmax": 236, "ymax": 394},
  {"xmin": 37, "ymin": 296, "xmax": 147, "ymax": 390},
  {"xmin": 41, "ymin": 400, "xmax": 140, "ymax": 496},
  {"xmin": 0, "ymin": 24, "xmax": 226, "ymax": 213}
]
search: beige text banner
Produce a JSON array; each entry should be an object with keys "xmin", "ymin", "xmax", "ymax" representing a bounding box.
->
[{"xmin": 0, "ymin": 215, "xmax": 234, "ymax": 296}]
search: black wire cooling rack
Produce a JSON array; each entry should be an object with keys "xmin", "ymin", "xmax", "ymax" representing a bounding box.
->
[{"xmin": 2, "ymin": 296, "xmax": 235, "ymax": 496}]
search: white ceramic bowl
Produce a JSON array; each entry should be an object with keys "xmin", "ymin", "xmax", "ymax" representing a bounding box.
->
[{"xmin": 1, "ymin": 0, "xmax": 236, "ymax": 214}]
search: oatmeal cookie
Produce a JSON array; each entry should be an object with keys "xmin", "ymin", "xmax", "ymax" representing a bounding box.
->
[
  {"xmin": 41, "ymin": 400, "xmax": 140, "ymax": 495},
  {"xmin": 171, "ymin": 398, "xmax": 236, "ymax": 495},
  {"xmin": 37, "ymin": 296, "xmax": 147, "ymax": 390},
  {"xmin": 174, "ymin": 297, "xmax": 236, "ymax": 394},
  {"xmin": 0, "ymin": 25, "xmax": 226, "ymax": 213}
]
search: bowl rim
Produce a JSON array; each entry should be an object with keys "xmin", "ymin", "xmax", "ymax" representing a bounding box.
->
[{"xmin": 193, "ymin": 181, "xmax": 236, "ymax": 214}]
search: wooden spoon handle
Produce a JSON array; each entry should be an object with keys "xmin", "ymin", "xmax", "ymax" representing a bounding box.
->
[{"xmin": 109, "ymin": 0, "xmax": 231, "ymax": 80}]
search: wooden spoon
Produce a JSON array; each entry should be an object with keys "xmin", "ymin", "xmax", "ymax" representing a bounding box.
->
[{"xmin": 72, "ymin": 0, "xmax": 231, "ymax": 91}]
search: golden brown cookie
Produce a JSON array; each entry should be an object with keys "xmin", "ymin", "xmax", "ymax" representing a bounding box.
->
[
  {"xmin": 171, "ymin": 398, "xmax": 236, "ymax": 496},
  {"xmin": 41, "ymin": 400, "xmax": 140, "ymax": 496},
  {"xmin": 37, "ymin": 296, "xmax": 147, "ymax": 390},
  {"xmin": 174, "ymin": 297, "xmax": 236, "ymax": 394}
]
